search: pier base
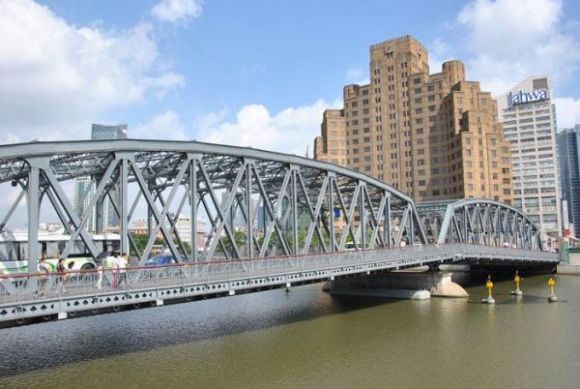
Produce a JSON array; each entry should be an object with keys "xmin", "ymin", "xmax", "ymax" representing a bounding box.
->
[{"xmin": 324, "ymin": 271, "xmax": 469, "ymax": 300}]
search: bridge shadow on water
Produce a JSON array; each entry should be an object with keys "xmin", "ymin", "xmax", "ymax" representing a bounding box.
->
[{"xmin": 0, "ymin": 283, "xmax": 399, "ymax": 378}]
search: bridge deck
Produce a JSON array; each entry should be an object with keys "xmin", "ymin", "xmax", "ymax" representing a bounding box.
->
[{"xmin": 0, "ymin": 244, "xmax": 558, "ymax": 327}]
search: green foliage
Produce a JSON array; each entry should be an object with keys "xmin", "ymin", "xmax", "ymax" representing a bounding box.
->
[{"xmin": 219, "ymin": 229, "xmax": 247, "ymax": 252}]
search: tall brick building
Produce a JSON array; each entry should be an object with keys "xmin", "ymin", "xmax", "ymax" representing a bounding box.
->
[{"xmin": 314, "ymin": 35, "xmax": 513, "ymax": 204}]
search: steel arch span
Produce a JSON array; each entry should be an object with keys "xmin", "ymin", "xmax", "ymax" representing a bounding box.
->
[
  {"xmin": 418, "ymin": 199, "xmax": 544, "ymax": 251},
  {"xmin": 0, "ymin": 139, "xmax": 427, "ymax": 271}
]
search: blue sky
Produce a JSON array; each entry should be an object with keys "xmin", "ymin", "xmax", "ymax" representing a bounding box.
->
[{"xmin": 1, "ymin": 0, "xmax": 580, "ymax": 155}]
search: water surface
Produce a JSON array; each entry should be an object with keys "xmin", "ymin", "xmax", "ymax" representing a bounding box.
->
[{"xmin": 0, "ymin": 275, "xmax": 578, "ymax": 389}]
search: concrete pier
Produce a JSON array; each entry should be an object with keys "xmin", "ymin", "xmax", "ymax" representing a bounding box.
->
[
  {"xmin": 325, "ymin": 271, "xmax": 469, "ymax": 300},
  {"xmin": 557, "ymin": 264, "xmax": 580, "ymax": 275}
]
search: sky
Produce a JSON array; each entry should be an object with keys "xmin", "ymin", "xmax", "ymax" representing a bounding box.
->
[{"xmin": 1, "ymin": 0, "xmax": 580, "ymax": 157}]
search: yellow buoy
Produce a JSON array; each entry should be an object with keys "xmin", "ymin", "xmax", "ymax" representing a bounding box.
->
[
  {"xmin": 482, "ymin": 275, "xmax": 495, "ymax": 304},
  {"xmin": 548, "ymin": 276, "xmax": 558, "ymax": 302},
  {"xmin": 511, "ymin": 270, "xmax": 523, "ymax": 296}
]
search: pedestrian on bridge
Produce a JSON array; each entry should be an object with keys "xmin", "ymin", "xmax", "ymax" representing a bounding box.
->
[
  {"xmin": 56, "ymin": 257, "xmax": 67, "ymax": 293},
  {"xmin": 117, "ymin": 253, "xmax": 128, "ymax": 288},
  {"xmin": 95, "ymin": 251, "xmax": 108, "ymax": 290},
  {"xmin": 111, "ymin": 252, "xmax": 119, "ymax": 289},
  {"xmin": 36, "ymin": 256, "xmax": 51, "ymax": 297}
]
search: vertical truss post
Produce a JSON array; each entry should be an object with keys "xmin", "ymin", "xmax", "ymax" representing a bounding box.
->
[
  {"xmin": 359, "ymin": 182, "xmax": 366, "ymax": 249},
  {"xmin": 463, "ymin": 206, "xmax": 468, "ymax": 244},
  {"xmin": 229, "ymin": 199, "xmax": 235, "ymax": 250},
  {"xmin": 119, "ymin": 158, "xmax": 129, "ymax": 255},
  {"xmin": 328, "ymin": 173, "xmax": 335, "ymax": 252},
  {"xmin": 190, "ymin": 157, "xmax": 198, "ymax": 262},
  {"xmin": 27, "ymin": 163, "xmax": 40, "ymax": 273},
  {"xmin": 385, "ymin": 194, "xmax": 391, "ymax": 247},
  {"xmin": 409, "ymin": 204, "xmax": 415, "ymax": 245},
  {"xmin": 246, "ymin": 160, "xmax": 254, "ymax": 258},
  {"xmin": 95, "ymin": 175, "xmax": 104, "ymax": 234},
  {"xmin": 291, "ymin": 166, "xmax": 298, "ymax": 255},
  {"xmin": 147, "ymin": 180, "xmax": 154, "ymax": 238}
]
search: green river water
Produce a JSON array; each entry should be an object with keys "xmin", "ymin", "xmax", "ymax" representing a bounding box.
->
[{"xmin": 0, "ymin": 274, "xmax": 579, "ymax": 389}]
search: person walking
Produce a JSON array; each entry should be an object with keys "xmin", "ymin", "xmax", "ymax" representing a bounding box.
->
[
  {"xmin": 36, "ymin": 256, "xmax": 51, "ymax": 297},
  {"xmin": 117, "ymin": 252, "xmax": 128, "ymax": 288},
  {"xmin": 95, "ymin": 251, "xmax": 108, "ymax": 290},
  {"xmin": 111, "ymin": 252, "xmax": 119, "ymax": 289},
  {"xmin": 56, "ymin": 257, "xmax": 67, "ymax": 293}
]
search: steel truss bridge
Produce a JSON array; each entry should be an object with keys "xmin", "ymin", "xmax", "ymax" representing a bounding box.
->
[{"xmin": 0, "ymin": 140, "xmax": 559, "ymax": 326}]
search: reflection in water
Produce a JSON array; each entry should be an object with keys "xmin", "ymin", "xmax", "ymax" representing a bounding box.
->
[
  {"xmin": 0, "ymin": 285, "xmax": 385, "ymax": 377},
  {"xmin": 0, "ymin": 275, "xmax": 579, "ymax": 389}
]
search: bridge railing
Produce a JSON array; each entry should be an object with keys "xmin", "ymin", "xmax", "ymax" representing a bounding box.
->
[
  {"xmin": 0, "ymin": 244, "xmax": 559, "ymax": 307},
  {"xmin": 458, "ymin": 244, "xmax": 559, "ymax": 262}
]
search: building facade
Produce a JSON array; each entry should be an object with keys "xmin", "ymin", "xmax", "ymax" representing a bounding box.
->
[
  {"xmin": 314, "ymin": 35, "xmax": 513, "ymax": 204},
  {"xmin": 498, "ymin": 76, "xmax": 561, "ymax": 237},
  {"xmin": 91, "ymin": 124, "xmax": 128, "ymax": 140},
  {"xmin": 314, "ymin": 109, "xmax": 347, "ymax": 166},
  {"xmin": 129, "ymin": 216, "xmax": 208, "ymax": 249},
  {"xmin": 557, "ymin": 125, "xmax": 580, "ymax": 238},
  {"xmin": 72, "ymin": 176, "xmax": 95, "ymax": 230}
]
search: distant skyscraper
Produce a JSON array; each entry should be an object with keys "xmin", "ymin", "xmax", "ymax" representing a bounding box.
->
[
  {"xmin": 73, "ymin": 124, "xmax": 128, "ymax": 232},
  {"xmin": 498, "ymin": 76, "xmax": 561, "ymax": 237},
  {"xmin": 557, "ymin": 125, "xmax": 580, "ymax": 238},
  {"xmin": 91, "ymin": 124, "xmax": 128, "ymax": 140},
  {"xmin": 72, "ymin": 176, "xmax": 94, "ymax": 230}
]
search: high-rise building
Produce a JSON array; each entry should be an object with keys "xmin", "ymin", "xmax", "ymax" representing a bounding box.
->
[
  {"xmin": 497, "ymin": 76, "xmax": 561, "ymax": 237},
  {"xmin": 314, "ymin": 35, "xmax": 513, "ymax": 204},
  {"xmin": 129, "ymin": 216, "xmax": 208, "ymax": 248},
  {"xmin": 92, "ymin": 124, "xmax": 127, "ymax": 230},
  {"xmin": 314, "ymin": 110, "xmax": 347, "ymax": 166},
  {"xmin": 73, "ymin": 124, "xmax": 128, "ymax": 232},
  {"xmin": 557, "ymin": 125, "xmax": 580, "ymax": 238},
  {"xmin": 72, "ymin": 176, "xmax": 95, "ymax": 230},
  {"xmin": 91, "ymin": 124, "xmax": 128, "ymax": 140}
]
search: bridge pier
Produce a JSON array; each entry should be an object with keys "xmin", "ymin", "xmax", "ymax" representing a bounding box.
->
[{"xmin": 325, "ymin": 271, "xmax": 469, "ymax": 300}]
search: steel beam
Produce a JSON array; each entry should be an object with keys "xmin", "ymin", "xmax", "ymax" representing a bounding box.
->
[{"xmin": 27, "ymin": 165, "xmax": 40, "ymax": 272}]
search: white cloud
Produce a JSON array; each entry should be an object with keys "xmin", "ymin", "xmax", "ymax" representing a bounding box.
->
[
  {"xmin": 133, "ymin": 110, "xmax": 188, "ymax": 140},
  {"xmin": 193, "ymin": 108, "xmax": 229, "ymax": 129},
  {"xmin": 428, "ymin": 38, "xmax": 453, "ymax": 73},
  {"xmin": 151, "ymin": 0, "xmax": 203, "ymax": 23},
  {"xmin": 0, "ymin": 0, "xmax": 184, "ymax": 143},
  {"xmin": 456, "ymin": 0, "xmax": 580, "ymax": 96},
  {"xmin": 346, "ymin": 68, "xmax": 369, "ymax": 85},
  {"xmin": 196, "ymin": 99, "xmax": 341, "ymax": 155},
  {"xmin": 458, "ymin": 0, "xmax": 562, "ymax": 58},
  {"xmin": 554, "ymin": 97, "xmax": 580, "ymax": 129}
]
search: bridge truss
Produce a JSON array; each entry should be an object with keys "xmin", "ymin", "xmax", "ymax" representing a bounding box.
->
[
  {"xmin": 417, "ymin": 199, "xmax": 544, "ymax": 251},
  {"xmin": 0, "ymin": 140, "xmax": 427, "ymax": 272}
]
